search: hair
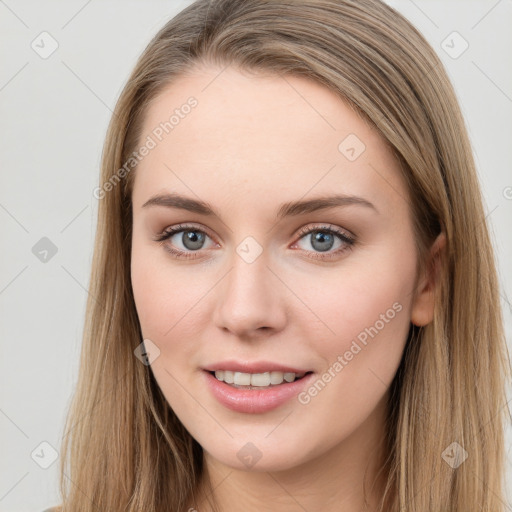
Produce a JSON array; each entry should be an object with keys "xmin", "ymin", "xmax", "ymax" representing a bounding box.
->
[{"xmin": 53, "ymin": 1, "xmax": 510, "ymax": 511}]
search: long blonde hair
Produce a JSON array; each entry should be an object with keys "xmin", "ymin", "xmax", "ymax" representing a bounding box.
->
[{"xmin": 55, "ymin": 1, "xmax": 510, "ymax": 510}]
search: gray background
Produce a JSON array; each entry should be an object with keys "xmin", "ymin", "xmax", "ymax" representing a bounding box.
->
[{"xmin": 0, "ymin": 1, "xmax": 511, "ymax": 510}]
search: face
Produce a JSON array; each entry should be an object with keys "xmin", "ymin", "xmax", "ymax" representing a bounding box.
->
[{"xmin": 130, "ymin": 63, "xmax": 432, "ymax": 473}]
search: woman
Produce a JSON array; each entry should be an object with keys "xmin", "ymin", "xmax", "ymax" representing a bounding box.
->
[{"xmin": 51, "ymin": 0, "xmax": 510, "ymax": 510}]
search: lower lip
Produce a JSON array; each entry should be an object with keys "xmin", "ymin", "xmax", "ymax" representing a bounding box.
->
[{"xmin": 203, "ymin": 370, "xmax": 315, "ymax": 414}]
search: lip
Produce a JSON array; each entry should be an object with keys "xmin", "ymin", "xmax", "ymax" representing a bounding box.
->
[
  {"xmin": 203, "ymin": 369, "xmax": 315, "ymax": 414},
  {"xmin": 202, "ymin": 360, "xmax": 311, "ymax": 374}
]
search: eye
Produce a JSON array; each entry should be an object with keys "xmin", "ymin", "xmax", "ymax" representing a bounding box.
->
[
  {"xmin": 153, "ymin": 223, "xmax": 355, "ymax": 261},
  {"xmin": 292, "ymin": 224, "xmax": 355, "ymax": 260},
  {"xmin": 153, "ymin": 224, "xmax": 217, "ymax": 259}
]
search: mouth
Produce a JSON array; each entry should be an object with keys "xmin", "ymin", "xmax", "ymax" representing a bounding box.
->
[
  {"xmin": 203, "ymin": 369, "xmax": 317, "ymax": 413},
  {"xmin": 206, "ymin": 369, "xmax": 314, "ymax": 389}
]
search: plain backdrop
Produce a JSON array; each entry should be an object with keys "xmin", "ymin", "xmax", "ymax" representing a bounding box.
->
[{"xmin": 0, "ymin": 1, "xmax": 511, "ymax": 510}]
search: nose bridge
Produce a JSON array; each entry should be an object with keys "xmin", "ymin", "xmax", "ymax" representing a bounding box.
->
[{"xmin": 213, "ymin": 241, "xmax": 286, "ymax": 336}]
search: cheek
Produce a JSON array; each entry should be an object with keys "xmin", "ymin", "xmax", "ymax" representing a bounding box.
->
[
  {"xmin": 294, "ymin": 244, "xmax": 416, "ymax": 421},
  {"xmin": 303, "ymin": 245, "xmax": 416, "ymax": 347},
  {"xmin": 326, "ymin": 270, "xmax": 413, "ymax": 356},
  {"xmin": 292, "ymin": 245, "xmax": 415, "ymax": 397},
  {"xmin": 130, "ymin": 240, "xmax": 217, "ymax": 382},
  {"xmin": 131, "ymin": 240, "xmax": 198, "ymax": 338},
  {"xmin": 130, "ymin": 243, "xmax": 201, "ymax": 405},
  {"xmin": 131, "ymin": 254, "xmax": 167, "ymax": 337}
]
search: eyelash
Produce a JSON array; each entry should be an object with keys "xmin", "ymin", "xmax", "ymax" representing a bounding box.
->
[{"xmin": 153, "ymin": 223, "xmax": 355, "ymax": 261}]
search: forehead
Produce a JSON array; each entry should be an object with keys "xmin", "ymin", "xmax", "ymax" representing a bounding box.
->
[{"xmin": 133, "ymin": 64, "xmax": 408, "ymax": 218}]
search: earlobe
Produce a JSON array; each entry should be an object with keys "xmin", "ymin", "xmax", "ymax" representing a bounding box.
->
[{"xmin": 410, "ymin": 232, "xmax": 446, "ymax": 327}]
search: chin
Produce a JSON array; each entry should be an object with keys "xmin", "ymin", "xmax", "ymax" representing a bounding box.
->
[{"xmin": 200, "ymin": 433, "xmax": 317, "ymax": 473}]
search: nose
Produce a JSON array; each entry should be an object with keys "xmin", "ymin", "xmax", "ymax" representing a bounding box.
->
[{"xmin": 212, "ymin": 248, "xmax": 287, "ymax": 339}]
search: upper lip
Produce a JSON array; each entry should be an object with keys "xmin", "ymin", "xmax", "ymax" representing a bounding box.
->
[{"xmin": 203, "ymin": 360, "xmax": 312, "ymax": 374}]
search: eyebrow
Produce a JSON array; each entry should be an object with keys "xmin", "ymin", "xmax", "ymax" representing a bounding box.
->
[{"xmin": 141, "ymin": 192, "xmax": 378, "ymax": 220}]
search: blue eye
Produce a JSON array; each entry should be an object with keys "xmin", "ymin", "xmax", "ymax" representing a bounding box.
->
[
  {"xmin": 154, "ymin": 224, "xmax": 215, "ymax": 259},
  {"xmin": 292, "ymin": 224, "xmax": 355, "ymax": 260},
  {"xmin": 154, "ymin": 223, "xmax": 355, "ymax": 261}
]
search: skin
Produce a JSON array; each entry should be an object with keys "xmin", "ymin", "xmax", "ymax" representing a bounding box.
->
[{"xmin": 130, "ymin": 63, "xmax": 443, "ymax": 512}]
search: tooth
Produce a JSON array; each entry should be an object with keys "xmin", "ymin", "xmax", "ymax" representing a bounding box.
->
[
  {"xmin": 214, "ymin": 370, "xmax": 304, "ymax": 386},
  {"xmin": 251, "ymin": 372, "xmax": 271, "ymax": 386},
  {"xmin": 269, "ymin": 371, "xmax": 284, "ymax": 384},
  {"xmin": 233, "ymin": 372, "xmax": 251, "ymax": 385}
]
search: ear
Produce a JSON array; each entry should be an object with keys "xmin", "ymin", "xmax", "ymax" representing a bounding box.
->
[{"xmin": 410, "ymin": 232, "xmax": 446, "ymax": 327}]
